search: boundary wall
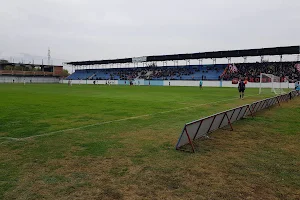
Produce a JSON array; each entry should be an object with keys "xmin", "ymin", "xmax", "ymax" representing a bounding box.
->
[
  {"xmin": 0, "ymin": 76, "xmax": 60, "ymax": 83},
  {"xmin": 62, "ymin": 79, "xmax": 296, "ymax": 89}
]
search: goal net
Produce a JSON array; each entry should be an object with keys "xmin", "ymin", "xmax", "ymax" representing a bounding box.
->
[{"xmin": 259, "ymin": 73, "xmax": 287, "ymax": 95}]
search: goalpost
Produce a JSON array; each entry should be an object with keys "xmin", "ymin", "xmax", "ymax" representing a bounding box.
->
[{"xmin": 259, "ymin": 73, "xmax": 288, "ymax": 95}]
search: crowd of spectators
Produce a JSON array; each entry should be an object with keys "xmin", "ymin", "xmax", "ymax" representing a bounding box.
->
[
  {"xmin": 222, "ymin": 62, "xmax": 300, "ymax": 82},
  {"xmin": 71, "ymin": 62, "xmax": 300, "ymax": 82},
  {"xmin": 87, "ymin": 65, "xmax": 214, "ymax": 80},
  {"xmin": 75, "ymin": 65, "xmax": 227, "ymax": 81}
]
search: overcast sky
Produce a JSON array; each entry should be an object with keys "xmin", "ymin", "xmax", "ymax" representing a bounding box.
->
[{"xmin": 1, "ymin": 0, "xmax": 300, "ymax": 64}]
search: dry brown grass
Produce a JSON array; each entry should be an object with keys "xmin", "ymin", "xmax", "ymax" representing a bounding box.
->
[{"xmin": 2, "ymin": 99, "xmax": 300, "ymax": 200}]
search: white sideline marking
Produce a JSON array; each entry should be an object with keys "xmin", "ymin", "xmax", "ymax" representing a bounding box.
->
[{"xmin": 0, "ymin": 94, "xmax": 261, "ymax": 143}]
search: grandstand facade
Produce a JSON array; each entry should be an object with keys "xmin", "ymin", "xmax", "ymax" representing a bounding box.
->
[
  {"xmin": 67, "ymin": 62, "xmax": 300, "ymax": 83},
  {"xmin": 66, "ymin": 46, "xmax": 300, "ymax": 83},
  {"xmin": 0, "ymin": 62, "xmax": 63, "ymax": 83}
]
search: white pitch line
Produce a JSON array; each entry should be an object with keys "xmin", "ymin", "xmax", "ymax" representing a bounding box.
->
[{"xmin": 0, "ymin": 93, "xmax": 261, "ymax": 143}]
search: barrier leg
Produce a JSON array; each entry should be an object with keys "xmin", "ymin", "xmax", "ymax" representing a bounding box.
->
[
  {"xmin": 193, "ymin": 120, "xmax": 203, "ymax": 140},
  {"xmin": 251, "ymin": 102, "xmax": 258, "ymax": 113},
  {"xmin": 241, "ymin": 105, "xmax": 252, "ymax": 118},
  {"xmin": 276, "ymin": 96, "xmax": 281, "ymax": 106},
  {"xmin": 225, "ymin": 113, "xmax": 234, "ymax": 131},
  {"xmin": 207, "ymin": 115, "xmax": 217, "ymax": 134},
  {"xmin": 257, "ymin": 100, "xmax": 266, "ymax": 111},
  {"xmin": 229, "ymin": 109, "xmax": 237, "ymax": 121},
  {"xmin": 185, "ymin": 127, "xmax": 195, "ymax": 153},
  {"xmin": 235, "ymin": 107, "xmax": 243, "ymax": 121},
  {"xmin": 218, "ymin": 114, "xmax": 226, "ymax": 129}
]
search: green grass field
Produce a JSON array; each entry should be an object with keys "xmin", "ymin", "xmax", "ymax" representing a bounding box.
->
[{"xmin": 1, "ymin": 84, "xmax": 299, "ymax": 199}]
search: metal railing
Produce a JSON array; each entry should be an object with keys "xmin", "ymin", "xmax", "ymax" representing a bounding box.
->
[{"xmin": 175, "ymin": 91, "xmax": 299, "ymax": 153}]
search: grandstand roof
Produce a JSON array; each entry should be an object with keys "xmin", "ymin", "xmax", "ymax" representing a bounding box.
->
[{"xmin": 66, "ymin": 46, "xmax": 300, "ymax": 66}]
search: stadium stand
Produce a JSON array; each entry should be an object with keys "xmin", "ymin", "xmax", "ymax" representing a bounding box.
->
[
  {"xmin": 67, "ymin": 65, "xmax": 226, "ymax": 81},
  {"xmin": 0, "ymin": 62, "xmax": 63, "ymax": 77},
  {"xmin": 0, "ymin": 62, "xmax": 64, "ymax": 83},
  {"xmin": 222, "ymin": 62, "xmax": 300, "ymax": 82},
  {"xmin": 67, "ymin": 62, "xmax": 300, "ymax": 82}
]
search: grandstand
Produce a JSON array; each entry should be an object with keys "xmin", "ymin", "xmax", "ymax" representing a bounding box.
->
[
  {"xmin": 0, "ymin": 62, "xmax": 63, "ymax": 83},
  {"xmin": 67, "ymin": 62, "xmax": 300, "ymax": 83},
  {"xmin": 67, "ymin": 64, "xmax": 226, "ymax": 81},
  {"xmin": 66, "ymin": 46, "xmax": 300, "ymax": 83}
]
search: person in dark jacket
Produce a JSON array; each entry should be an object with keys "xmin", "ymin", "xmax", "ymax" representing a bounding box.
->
[{"xmin": 238, "ymin": 79, "xmax": 246, "ymax": 99}]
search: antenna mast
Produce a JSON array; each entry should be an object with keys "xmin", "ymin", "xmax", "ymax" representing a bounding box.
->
[{"xmin": 48, "ymin": 47, "xmax": 51, "ymax": 65}]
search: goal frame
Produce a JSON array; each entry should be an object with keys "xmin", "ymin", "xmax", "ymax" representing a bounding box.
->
[{"xmin": 259, "ymin": 73, "xmax": 285, "ymax": 95}]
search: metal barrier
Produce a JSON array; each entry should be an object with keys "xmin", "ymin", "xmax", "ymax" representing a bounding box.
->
[
  {"xmin": 248, "ymin": 97, "xmax": 278, "ymax": 114},
  {"xmin": 290, "ymin": 90, "xmax": 299, "ymax": 99},
  {"xmin": 175, "ymin": 104, "xmax": 252, "ymax": 153},
  {"xmin": 175, "ymin": 91, "xmax": 299, "ymax": 153}
]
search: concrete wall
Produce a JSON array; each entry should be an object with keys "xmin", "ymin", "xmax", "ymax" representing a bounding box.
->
[
  {"xmin": 62, "ymin": 79, "xmax": 296, "ymax": 89},
  {"xmin": 118, "ymin": 80, "xmax": 130, "ymax": 85},
  {"xmin": 0, "ymin": 76, "xmax": 60, "ymax": 83}
]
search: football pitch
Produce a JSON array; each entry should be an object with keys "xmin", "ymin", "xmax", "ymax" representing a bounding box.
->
[{"xmin": 1, "ymin": 84, "xmax": 300, "ymax": 199}]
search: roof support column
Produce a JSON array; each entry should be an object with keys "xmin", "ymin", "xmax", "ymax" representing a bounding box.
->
[
  {"xmin": 186, "ymin": 60, "xmax": 190, "ymax": 66},
  {"xmin": 213, "ymin": 58, "xmax": 217, "ymax": 64},
  {"xmin": 227, "ymin": 57, "xmax": 231, "ymax": 64},
  {"xmin": 198, "ymin": 59, "xmax": 203, "ymax": 65}
]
